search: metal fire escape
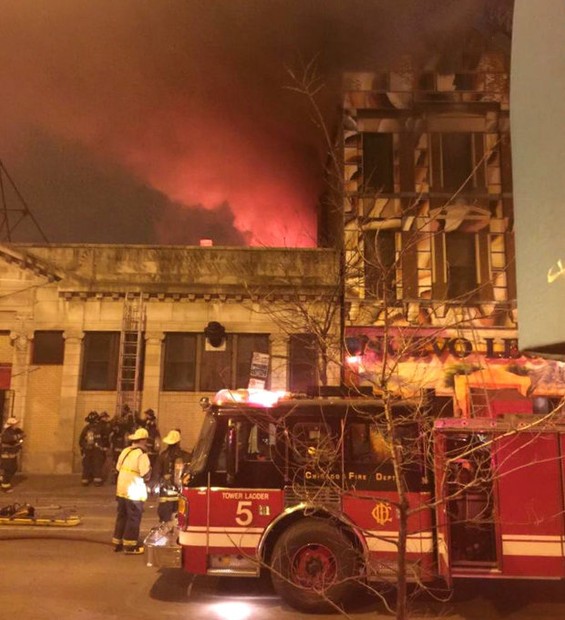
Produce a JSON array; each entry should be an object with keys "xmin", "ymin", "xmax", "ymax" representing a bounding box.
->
[{"xmin": 115, "ymin": 292, "xmax": 145, "ymax": 416}]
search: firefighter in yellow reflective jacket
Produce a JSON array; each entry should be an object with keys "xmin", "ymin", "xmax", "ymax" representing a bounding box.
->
[
  {"xmin": 152, "ymin": 429, "xmax": 191, "ymax": 523},
  {"xmin": 112, "ymin": 427, "xmax": 151, "ymax": 554}
]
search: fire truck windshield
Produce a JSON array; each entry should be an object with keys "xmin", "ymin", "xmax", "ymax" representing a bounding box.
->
[{"xmin": 188, "ymin": 413, "xmax": 216, "ymax": 476}]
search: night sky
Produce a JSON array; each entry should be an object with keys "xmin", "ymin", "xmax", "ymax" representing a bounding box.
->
[{"xmin": 0, "ymin": 0, "xmax": 512, "ymax": 247}]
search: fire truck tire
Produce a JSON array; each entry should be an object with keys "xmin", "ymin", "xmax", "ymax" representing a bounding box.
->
[{"xmin": 270, "ymin": 519, "xmax": 359, "ymax": 613}]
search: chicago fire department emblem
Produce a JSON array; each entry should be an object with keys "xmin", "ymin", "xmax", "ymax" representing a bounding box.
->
[{"xmin": 371, "ymin": 501, "xmax": 393, "ymax": 526}]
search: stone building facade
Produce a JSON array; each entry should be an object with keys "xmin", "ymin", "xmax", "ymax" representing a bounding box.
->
[{"xmin": 0, "ymin": 244, "xmax": 340, "ymax": 473}]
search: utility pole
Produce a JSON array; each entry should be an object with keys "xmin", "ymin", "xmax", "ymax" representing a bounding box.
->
[{"xmin": 0, "ymin": 159, "xmax": 48, "ymax": 243}]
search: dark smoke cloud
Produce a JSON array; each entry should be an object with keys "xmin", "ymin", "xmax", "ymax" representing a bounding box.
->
[
  {"xmin": 0, "ymin": 0, "xmax": 511, "ymax": 247},
  {"xmin": 4, "ymin": 129, "xmax": 249, "ymax": 245}
]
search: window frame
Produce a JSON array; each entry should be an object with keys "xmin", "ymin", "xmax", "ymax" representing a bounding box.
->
[
  {"xmin": 288, "ymin": 333, "xmax": 319, "ymax": 393},
  {"xmin": 432, "ymin": 230, "xmax": 493, "ymax": 302},
  {"xmin": 162, "ymin": 332, "xmax": 271, "ymax": 392},
  {"xmin": 438, "ymin": 133, "xmax": 475, "ymax": 192},
  {"xmin": 162, "ymin": 332, "xmax": 197, "ymax": 391},
  {"xmin": 80, "ymin": 332, "xmax": 120, "ymax": 391},
  {"xmin": 430, "ymin": 130, "xmax": 486, "ymax": 195}
]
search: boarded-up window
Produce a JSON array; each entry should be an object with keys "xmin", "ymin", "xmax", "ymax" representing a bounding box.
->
[{"xmin": 32, "ymin": 331, "xmax": 64, "ymax": 365}]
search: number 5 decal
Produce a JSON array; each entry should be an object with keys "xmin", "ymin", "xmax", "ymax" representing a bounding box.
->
[{"xmin": 235, "ymin": 500, "xmax": 253, "ymax": 526}]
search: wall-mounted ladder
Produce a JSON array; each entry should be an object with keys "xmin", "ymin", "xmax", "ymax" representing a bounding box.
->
[
  {"xmin": 115, "ymin": 292, "xmax": 145, "ymax": 416},
  {"xmin": 462, "ymin": 307, "xmax": 492, "ymax": 418},
  {"xmin": 468, "ymin": 387, "xmax": 492, "ymax": 417}
]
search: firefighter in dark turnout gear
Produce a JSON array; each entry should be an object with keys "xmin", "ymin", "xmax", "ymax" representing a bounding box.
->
[
  {"xmin": 140, "ymin": 409, "xmax": 161, "ymax": 469},
  {"xmin": 79, "ymin": 411, "xmax": 106, "ymax": 486},
  {"xmin": 152, "ymin": 429, "xmax": 191, "ymax": 523},
  {"xmin": 98, "ymin": 411, "xmax": 112, "ymax": 448},
  {"xmin": 109, "ymin": 405, "xmax": 138, "ymax": 480},
  {"xmin": 97, "ymin": 411, "xmax": 112, "ymax": 480},
  {"xmin": 1, "ymin": 417, "xmax": 25, "ymax": 493}
]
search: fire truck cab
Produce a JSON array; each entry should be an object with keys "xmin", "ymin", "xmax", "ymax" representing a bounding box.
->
[{"xmin": 146, "ymin": 388, "xmax": 565, "ymax": 612}]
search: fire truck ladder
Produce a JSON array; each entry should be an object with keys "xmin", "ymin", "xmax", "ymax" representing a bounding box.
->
[{"xmin": 115, "ymin": 292, "xmax": 145, "ymax": 416}]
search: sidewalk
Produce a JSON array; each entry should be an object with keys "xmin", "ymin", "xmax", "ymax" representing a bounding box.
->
[
  {"xmin": 2, "ymin": 473, "xmax": 116, "ymax": 507},
  {"xmin": 0, "ymin": 473, "xmax": 162, "ymax": 538}
]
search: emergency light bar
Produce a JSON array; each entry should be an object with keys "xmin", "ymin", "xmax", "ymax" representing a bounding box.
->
[{"xmin": 213, "ymin": 388, "xmax": 289, "ymax": 408}]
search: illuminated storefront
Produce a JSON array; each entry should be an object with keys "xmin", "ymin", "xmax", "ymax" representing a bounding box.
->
[{"xmin": 345, "ymin": 326, "xmax": 565, "ymax": 416}]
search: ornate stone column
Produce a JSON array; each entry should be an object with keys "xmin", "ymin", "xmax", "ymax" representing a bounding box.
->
[
  {"xmin": 9, "ymin": 330, "xmax": 33, "ymax": 426},
  {"xmin": 55, "ymin": 330, "xmax": 84, "ymax": 473},
  {"xmin": 143, "ymin": 331, "xmax": 164, "ymax": 413}
]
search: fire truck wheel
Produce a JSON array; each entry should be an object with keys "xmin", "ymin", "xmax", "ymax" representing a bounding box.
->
[{"xmin": 270, "ymin": 519, "xmax": 359, "ymax": 613}]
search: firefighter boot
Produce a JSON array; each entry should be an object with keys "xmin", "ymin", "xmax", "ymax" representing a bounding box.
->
[{"xmin": 123, "ymin": 544, "xmax": 144, "ymax": 555}]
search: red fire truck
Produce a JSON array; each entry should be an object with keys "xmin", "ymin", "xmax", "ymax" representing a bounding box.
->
[{"xmin": 146, "ymin": 388, "xmax": 565, "ymax": 612}]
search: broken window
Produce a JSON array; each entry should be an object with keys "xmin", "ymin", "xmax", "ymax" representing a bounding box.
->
[
  {"xmin": 446, "ymin": 232, "xmax": 478, "ymax": 299},
  {"xmin": 364, "ymin": 228, "xmax": 397, "ymax": 299},
  {"xmin": 362, "ymin": 133, "xmax": 394, "ymax": 193}
]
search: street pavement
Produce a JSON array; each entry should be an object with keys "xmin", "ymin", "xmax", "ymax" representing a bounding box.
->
[
  {"xmin": 4, "ymin": 474, "xmax": 565, "ymax": 619},
  {"xmin": 0, "ymin": 474, "xmax": 373, "ymax": 620}
]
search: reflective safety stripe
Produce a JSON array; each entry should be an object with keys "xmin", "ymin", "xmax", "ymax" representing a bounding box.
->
[
  {"xmin": 179, "ymin": 526, "xmax": 264, "ymax": 549},
  {"xmin": 178, "ymin": 526, "xmax": 434, "ymax": 554},
  {"xmin": 502, "ymin": 534, "xmax": 564, "ymax": 557},
  {"xmin": 365, "ymin": 530, "xmax": 434, "ymax": 554},
  {"xmin": 115, "ymin": 492, "xmax": 147, "ymax": 501}
]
